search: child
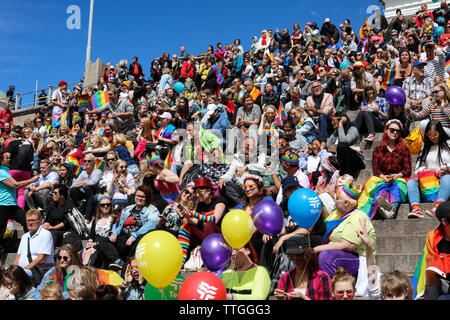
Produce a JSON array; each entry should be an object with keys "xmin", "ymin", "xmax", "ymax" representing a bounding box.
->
[
  {"xmin": 331, "ymin": 267, "xmax": 356, "ymax": 300},
  {"xmin": 40, "ymin": 283, "xmax": 63, "ymax": 300}
]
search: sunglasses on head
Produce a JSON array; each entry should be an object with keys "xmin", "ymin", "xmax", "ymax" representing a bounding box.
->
[
  {"xmin": 242, "ymin": 184, "xmax": 257, "ymax": 191},
  {"xmin": 57, "ymin": 255, "xmax": 69, "ymax": 262}
]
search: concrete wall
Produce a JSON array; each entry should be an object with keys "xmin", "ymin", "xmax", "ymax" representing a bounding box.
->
[{"xmin": 382, "ymin": 0, "xmax": 441, "ymax": 20}]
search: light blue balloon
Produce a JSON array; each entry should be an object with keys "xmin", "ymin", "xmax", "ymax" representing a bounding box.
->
[
  {"xmin": 287, "ymin": 188, "xmax": 322, "ymax": 229},
  {"xmin": 436, "ymin": 26, "xmax": 444, "ymax": 37},
  {"xmin": 340, "ymin": 60, "xmax": 351, "ymax": 70},
  {"xmin": 174, "ymin": 82, "xmax": 184, "ymax": 93}
]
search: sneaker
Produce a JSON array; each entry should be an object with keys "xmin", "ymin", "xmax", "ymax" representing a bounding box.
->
[
  {"xmin": 377, "ymin": 196, "xmax": 395, "ymax": 219},
  {"xmin": 365, "ymin": 134, "xmax": 376, "ymax": 142},
  {"xmin": 425, "ymin": 207, "xmax": 437, "ymax": 218},
  {"xmin": 109, "ymin": 259, "xmax": 125, "ymax": 271},
  {"xmin": 408, "ymin": 208, "xmax": 424, "ymax": 219}
]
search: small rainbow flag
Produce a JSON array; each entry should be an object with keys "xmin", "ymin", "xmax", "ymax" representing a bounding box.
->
[
  {"xmin": 139, "ymin": 96, "xmax": 148, "ymax": 106},
  {"xmin": 73, "ymin": 165, "xmax": 82, "ymax": 177},
  {"xmin": 66, "ymin": 154, "xmax": 79, "ymax": 167},
  {"xmin": 277, "ymin": 101, "xmax": 288, "ymax": 121},
  {"xmin": 96, "ymin": 159, "xmax": 105, "ymax": 171},
  {"xmin": 96, "ymin": 269, "xmax": 124, "ymax": 288},
  {"xmin": 118, "ymin": 183, "xmax": 126, "ymax": 194},
  {"xmin": 77, "ymin": 94, "xmax": 92, "ymax": 110},
  {"xmin": 381, "ymin": 68, "xmax": 395, "ymax": 90},
  {"xmin": 164, "ymin": 149, "xmax": 172, "ymax": 169},
  {"xmin": 445, "ymin": 59, "xmax": 450, "ymax": 74},
  {"xmin": 94, "ymin": 127, "xmax": 104, "ymax": 136},
  {"xmin": 91, "ymin": 91, "xmax": 110, "ymax": 110}
]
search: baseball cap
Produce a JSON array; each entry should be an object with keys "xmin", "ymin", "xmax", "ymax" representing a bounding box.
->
[
  {"xmin": 412, "ymin": 61, "xmax": 427, "ymax": 68},
  {"xmin": 324, "ymin": 18, "xmax": 330, "ymax": 23},
  {"xmin": 205, "ymin": 104, "xmax": 218, "ymax": 117},
  {"xmin": 435, "ymin": 201, "xmax": 450, "ymax": 222},
  {"xmin": 281, "ymin": 176, "xmax": 300, "ymax": 190},
  {"xmin": 284, "ymin": 234, "xmax": 322, "ymax": 255},
  {"xmin": 160, "ymin": 112, "xmax": 172, "ymax": 119}
]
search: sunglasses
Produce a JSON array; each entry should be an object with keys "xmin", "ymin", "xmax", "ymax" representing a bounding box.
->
[
  {"xmin": 335, "ymin": 290, "xmax": 355, "ymax": 299},
  {"xmin": 279, "ymin": 141, "xmax": 288, "ymax": 147},
  {"xmin": 57, "ymin": 255, "xmax": 69, "ymax": 262},
  {"xmin": 242, "ymin": 184, "xmax": 257, "ymax": 191},
  {"xmin": 106, "ymin": 158, "xmax": 116, "ymax": 162},
  {"xmin": 129, "ymin": 266, "xmax": 139, "ymax": 273},
  {"xmin": 184, "ymin": 190, "xmax": 192, "ymax": 196},
  {"xmin": 427, "ymin": 132, "xmax": 439, "ymax": 138},
  {"xmin": 310, "ymin": 143, "xmax": 321, "ymax": 150},
  {"xmin": 388, "ymin": 128, "xmax": 402, "ymax": 134},
  {"xmin": 432, "ymin": 90, "xmax": 443, "ymax": 95},
  {"xmin": 100, "ymin": 203, "xmax": 112, "ymax": 208},
  {"xmin": 84, "ymin": 160, "xmax": 93, "ymax": 163},
  {"xmin": 244, "ymin": 144, "xmax": 256, "ymax": 149}
]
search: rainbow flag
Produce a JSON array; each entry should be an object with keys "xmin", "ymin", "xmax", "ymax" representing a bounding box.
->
[
  {"xmin": 66, "ymin": 154, "xmax": 79, "ymax": 167},
  {"xmin": 96, "ymin": 269, "xmax": 124, "ymax": 288},
  {"xmin": 139, "ymin": 96, "xmax": 148, "ymax": 106},
  {"xmin": 381, "ymin": 68, "xmax": 395, "ymax": 90},
  {"xmin": 164, "ymin": 149, "xmax": 172, "ymax": 169},
  {"xmin": 445, "ymin": 59, "xmax": 450, "ymax": 74},
  {"xmin": 417, "ymin": 171, "xmax": 440, "ymax": 202},
  {"xmin": 95, "ymin": 159, "xmax": 105, "ymax": 171},
  {"xmin": 118, "ymin": 183, "xmax": 126, "ymax": 194},
  {"xmin": 277, "ymin": 101, "xmax": 287, "ymax": 121},
  {"xmin": 91, "ymin": 91, "xmax": 110, "ymax": 110},
  {"xmin": 250, "ymin": 87, "xmax": 262, "ymax": 102},
  {"xmin": 94, "ymin": 126, "xmax": 104, "ymax": 136},
  {"xmin": 73, "ymin": 165, "xmax": 82, "ymax": 177},
  {"xmin": 77, "ymin": 94, "xmax": 92, "ymax": 110},
  {"xmin": 357, "ymin": 176, "xmax": 407, "ymax": 220},
  {"xmin": 178, "ymin": 223, "xmax": 191, "ymax": 263},
  {"xmin": 322, "ymin": 210, "xmax": 353, "ymax": 244}
]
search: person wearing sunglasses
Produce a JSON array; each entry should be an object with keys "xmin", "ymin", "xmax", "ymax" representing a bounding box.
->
[
  {"xmin": 32, "ymin": 243, "xmax": 84, "ymax": 300},
  {"xmin": 2, "ymin": 265, "xmax": 35, "ymax": 300},
  {"xmin": 359, "ymin": 119, "xmax": 411, "ymax": 220},
  {"xmin": 406, "ymin": 82, "xmax": 450, "ymax": 138},
  {"xmin": 275, "ymin": 234, "xmax": 332, "ymax": 300},
  {"xmin": 99, "ymin": 151, "xmax": 118, "ymax": 193},
  {"xmin": 120, "ymin": 256, "xmax": 146, "ymax": 300},
  {"xmin": 234, "ymin": 174, "xmax": 272, "ymax": 215},
  {"xmin": 406, "ymin": 121, "xmax": 450, "ymax": 218},
  {"xmin": 331, "ymin": 267, "xmax": 356, "ymax": 300}
]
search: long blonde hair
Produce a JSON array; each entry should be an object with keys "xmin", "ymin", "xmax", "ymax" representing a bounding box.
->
[{"xmin": 433, "ymin": 81, "xmax": 450, "ymax": 105}]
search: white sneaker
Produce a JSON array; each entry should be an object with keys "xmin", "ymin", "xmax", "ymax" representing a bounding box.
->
[{"xmin": 377, "ymin": 196, "xmax": 395, "ymax": 219}]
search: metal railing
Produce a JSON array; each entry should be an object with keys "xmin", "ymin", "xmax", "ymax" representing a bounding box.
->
[{"xmin": 12, "ymin": 81, "xmax": 81, "ymax": 111}]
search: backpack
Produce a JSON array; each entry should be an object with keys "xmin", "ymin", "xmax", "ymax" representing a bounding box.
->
[{"xmin": 16, "ymin": 140, "xmax": 34, "ymax": 171}]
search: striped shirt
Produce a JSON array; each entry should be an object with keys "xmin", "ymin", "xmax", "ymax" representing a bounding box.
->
[
  {"xmin": 409, "ymin": 103, "xmax": 450, "ymax": 128},
  {"xmin": 402, "ymin": 76, "xmax": 434, "ymax": 101},
  {"xmin": 420, "ymin": 47, "xmax": 446, "ymax": 81}
]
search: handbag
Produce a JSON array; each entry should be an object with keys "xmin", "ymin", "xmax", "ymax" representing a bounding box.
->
[
  {"xmin": 27, "ymin": 237, "xmax": 53, "ymax": 287},
  {"xmin": 183, "ymin": 246, "xmax": 203, "ymax": 271},
  {"xmin": 405, "ymin": 126, "xmax": 424, "ymax": 155}
]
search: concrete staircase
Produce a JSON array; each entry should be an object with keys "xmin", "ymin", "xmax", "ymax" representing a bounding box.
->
[{"xmin": 346, "ymin": 110, "xmax": 439, "ymax": 276}]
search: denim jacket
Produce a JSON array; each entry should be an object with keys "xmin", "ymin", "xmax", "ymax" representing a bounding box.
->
[{"xmin": 111, "ymin": 204, "xmax": 160, "ymax": 241}]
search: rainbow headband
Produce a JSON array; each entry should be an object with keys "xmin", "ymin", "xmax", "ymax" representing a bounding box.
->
[
  {"xmin": 147, "ymin": 153, "xmax": 161, "ymax": 164},
  {"xmin": 97, "ymin": 193, "xmax": 111, "ymax": 202}
]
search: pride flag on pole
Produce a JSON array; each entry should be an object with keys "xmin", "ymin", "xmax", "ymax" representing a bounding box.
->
[
  {"xmin": 277, "ymin": 101, "xmax": 288, "ymax": 121},
  {"xmin": 91, "ymin": 91, "xmax": 110, "ymax": 110},
  {"xmin": 164, "ymin": 149, "xmax": 172, "ymax": 169},
  {"xmin": 77, "ymin": 94, "xmax": 92, "ymax": 111}
]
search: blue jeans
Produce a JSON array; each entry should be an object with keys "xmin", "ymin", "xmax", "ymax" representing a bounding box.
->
[
  {"xmin": 319, "ymin": 114, "xmax": 332, "ymax": 141},
  {"xmin": 407, "ymin": 174, "xmax": 450, "ymax": 206}
]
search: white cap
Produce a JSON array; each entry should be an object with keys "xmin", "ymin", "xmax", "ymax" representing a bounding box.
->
[
  {"xmin": 324, "ymin": 18, "xmax": 330, "ymax": 23},
  {"xmin": 206, "ymin": 104, "xmax": 218, "ymax": 117}
]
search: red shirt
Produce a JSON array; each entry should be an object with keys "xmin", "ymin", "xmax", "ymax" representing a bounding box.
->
[
  {"xmin": 0, "ymin": 108, "xmax": 14, "ymax": 128},
  {"xmin": 372, "ymin": 145, "xmax": 412, "ymax": 178}
]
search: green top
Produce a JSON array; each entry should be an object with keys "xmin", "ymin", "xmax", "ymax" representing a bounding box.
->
[{"xmin": 221, "ymin": 265, "xmax": 271, "ymax": 300}]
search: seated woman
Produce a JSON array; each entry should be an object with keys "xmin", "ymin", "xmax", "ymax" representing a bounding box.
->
[
  {"xmin": 196, "ymin": 148, "xmax": 230, "ymax": 195},
  {"xmin": 85, "ymin": 194, "xmax": 124, "ymax": 270},
  {"xmin": 233, "ymin": 173, "xmax": 273, "ymax": 214},
  {"xmin": 99, "ymin": 151, "xmax": 119, "ymax": 193},
  {"xmin": 314, "ymin": 182, "xmax": 377, "ymax": 297},
  {"xmin": 108, "ymin": 159, "xmax": 136, "ymax": 211},
  {"xmin": 358, "ymin": 119, "xmax": 412, "ymax": 220},
  {"xmin": 2, "ymin": 265, "xmax": 35, "ymax": 300},
  {"xmin": 258, "ymin": 104, "xmax": 280, "ymax": 154},
  {"xmin": 57, "ymin": 163, "xmax": 75, "ymax": 187},
  {"xmin": 274, "ymin": 234, "xmax": 332, "ymax": 300},
  {"xmin": 146, "ymin": 153, "xmax": 180, "ymax": 204},
  {"xmin": 327, "ymin": 114, "xmax": 365, "ymax": 179},
  {"xmin": 221, "ymin": 242, "xmax": 271, "ymax": 300},
  {"xmin": 298, "ymin": 138, "xmax": 332, "ymax": 175},
  {"xmin": 353, "ymin": 84, "xmax": 388, "ymax": 142},
  {"xmin": 110, "ymin": 186, "xmax": 160, "ymax": 261},
  {"xmin": 387, "ymin": 103, "xmax": 411, "ymax": 138},
  {"xmin": 407, "ymin": 121, "xmax": 450, "ymax": 218},
  {"xmin": 331, "ymin": 267, "xmax": 356, "ymax": 300},
  {"xmin": 32, "ymin": 244, "xmax": 84, "ymax": 300},
  {"xmin": 112, "ymin": 133, "xmax": 139, "ymax": 176}
]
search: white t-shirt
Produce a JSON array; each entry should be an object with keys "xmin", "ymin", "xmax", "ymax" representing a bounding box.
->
[
  {"xmin": 17, "ymin": 226, "xmax": 54, "ymax": 268},
  {"xmin": 276, "ymin": 169, "xmax": 310, "ymax": 204}
]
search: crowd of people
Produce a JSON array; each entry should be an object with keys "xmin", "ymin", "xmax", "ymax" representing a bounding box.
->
[{"xmin": 0, "ymin": 2, "xmax": 450, "ymax": 301}]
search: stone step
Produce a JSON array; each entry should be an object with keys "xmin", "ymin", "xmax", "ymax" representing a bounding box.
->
[
  {"xmin": 372, "ymin": 217, "xmax": 439, "ymax": 236},
  {"xmin": 375, "ymin": 253, "xmax": 421, "ymax": 274},
  {"xmin": 396, "ymin": 203, "xmax": 435, "ymax": 220},
  {"xmin": 375, "ymin": 235, "xmax": 427, "ymax": 254}
]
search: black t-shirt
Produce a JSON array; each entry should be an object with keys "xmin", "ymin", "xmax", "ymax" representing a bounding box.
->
[
  {"xmin": 45, "ymin": 202, "xmax": 69, "ymax": 232},
  {"xmin": 196, "ymin": 195, "xmax": 228, "ymax": 224},
  {"xmin": 6, "ymin": 139, "xmax": 33, "ymax": 171},
  {"xmin": 437, "ymin": 237, "xmax": 450, "ymax": 255}
]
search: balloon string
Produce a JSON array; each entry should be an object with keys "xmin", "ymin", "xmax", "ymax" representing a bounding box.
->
[{"xmin": 160, "ymin": 288, "xmax": 167, "ymax": 300}]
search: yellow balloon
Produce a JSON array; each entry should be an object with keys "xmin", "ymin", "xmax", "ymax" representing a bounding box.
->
[
  {"xmin": 221, "ymin": 209, "xmax": 255, "ymax": 249},
  {"xmin": 135, "ymin": 230, "xmax": 183, "ymax": 289}
]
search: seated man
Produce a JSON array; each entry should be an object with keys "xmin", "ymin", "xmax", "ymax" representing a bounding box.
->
[
  {"xmin": 69, "ymin": 153, "xmax": 102, "ymax": 223},
  {"xmin": 24, "ymin": 159, "xmax": 59, "ymax": 215},
  {"xmin": 12, "ymin": 209, "xmax": 54, "ymax": 279}
]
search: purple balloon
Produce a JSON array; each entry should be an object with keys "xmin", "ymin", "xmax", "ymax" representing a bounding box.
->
[
  {"xmin": 200, "ymin": 234, "xmax": 232, "ymax": 271},
  {"xmin": 252, "ymin": 199, "xmax": 284, "ymax": 236},
  {"xmin": 385, "ymin": 85, "xmax": 406, "ymax": 106}
]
